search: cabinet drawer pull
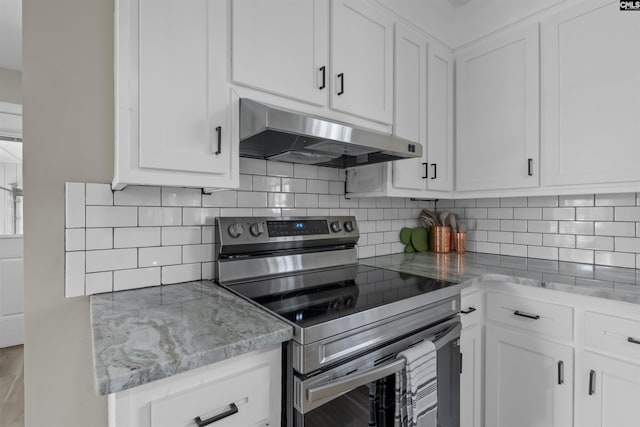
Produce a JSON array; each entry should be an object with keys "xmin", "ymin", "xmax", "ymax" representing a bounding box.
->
[
  {"xmin": 430, "ymin": 163, "xmax": 437, "ymax": 180},
  {"xmin": 215, "ymin": 126, "xmax": 222, "ymax": 155},
  {"xmin": 527, "ymin": 158, "xmax": 533, "ymax": 176},
  {"xmin": 422, "ymin": 162, "xmax": 428, "ymax": 179},
  {"xmin": 319, "ymin": 66, "xmax": 326, "ymax": 90},
  {"xmin": 513, "ymin": 310, "xmax": 540, "ymax": 320},
  {"xmin": 628, "ymin": 337, "xmax": 640, "ymax": 345},
  {"xmin": 588, "ymin": 369, "xmax": 596, "ymax": 396},
  {"xmin": 337, "ymin": 73, "xmax": 344, "ymax": 95},
  {"xmin": 557, "ymin": 360, "xmax": 564, "ymax": 385},
  {"xmin": 194, "ymin": 402, "xmax": 238, "ymax": 426},
  {"xmin": 459, "ymin": 352, "xmax": 463, "ymax": 374},
  {"xmin": 461, "ymin": 307, "xmax": 476, "ymax": 315}
]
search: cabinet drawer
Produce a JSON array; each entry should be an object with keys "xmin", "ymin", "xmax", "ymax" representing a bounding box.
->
[
  {"xmin": 486, "ymin": 292, "xmax": 574, "ymax": 341},
  {"xmin": 150, "ymin": 363, "xmax": 272, "ymax": 427},
  {"xmin": 461, "ymin": 289, "xmax": 484, "ymax": 328},
  {"xmin": 585, "ymin": 312, "xmax": 640, "ymax": 361}
]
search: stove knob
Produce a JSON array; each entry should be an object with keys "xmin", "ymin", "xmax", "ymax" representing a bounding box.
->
[
  {"xmin": 227, "ymin": 223, "xmax": 244, "ymax": 238},
  {"xmin": 250, "ymin": 222, "xmax": 265, "ymax": 237},
  {"xmin": 344, "ymin": 221, "xmax": 354, "ymax": 232},
  {"xmin": 330, "ymin": 221, "xmax": 342, "ymax": 233}
]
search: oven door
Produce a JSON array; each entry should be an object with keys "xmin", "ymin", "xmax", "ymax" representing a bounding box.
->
[{"xmin": 290, "ymin": 318, "xmax": 461, "ymax": 427}]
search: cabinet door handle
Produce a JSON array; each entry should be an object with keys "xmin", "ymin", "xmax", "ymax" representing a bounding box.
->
[
  {"xmin": 431, "ymin": 163, "xmax": 437, "ymax": 180},
  {"xmin": 628, "ymin": 337, "xmax": 640, "ymax": 345},
  {"xmin": 422, "ymin": 162, "xmax": 428, "ymax": 179},
  {"xmin": 319, "ymin": 66, "xmax": 326, "ymax": 90},
  {"xmin": 194, "ymin": 403, "xmax": 238, "ymax": 426},
  {"xmin": 588, "ymin": 370, "xmax": 596, "ymax": 396},
  {"xmin": 528, "ymin": 158, "xmax": 533, "ymax": 176},
  {"xmin": 557, "ymin": 361, "xmax": 564, "ymax": 385},
  {"xmin": 513, "ymin": 310, "xmax": 540, "ymax": 320},
  {"xmin": 337, "ymin": 73, "xmax": 344, "ymax": 95},
  {"xmin": 460, "ymin": 352, "xmax": 463, "ymax": 374},
  {"xmin": 215, "ymin": 126, "xmax": 222, "ymax": 155},
  {"xmin": 461, "ymin": 307, "xmax": 476, "ymax": 315}
]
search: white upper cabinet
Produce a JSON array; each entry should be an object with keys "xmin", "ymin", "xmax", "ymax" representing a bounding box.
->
[
  {"xmin": 231, "ymin": 0, "xmax": 329, "ymax": 106},
  {"xmin": 456, "ymin": 25, "xmax": 540, "ymax": 192},
  {"xmin": 542, "ymin": 0, "xmax": 640, "ymax": 187},
  {"xmin": 114, "ymin": 0, "xmax": 238, "ymax": 190},
  {"xmin": 331, "ymin": 0, "xmax": 394, "ymax": 124}
]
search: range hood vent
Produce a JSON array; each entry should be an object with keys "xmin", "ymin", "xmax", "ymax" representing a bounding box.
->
[{"xmin": 239, "ymin": 99, "xmax": 422, "ymax": 168}]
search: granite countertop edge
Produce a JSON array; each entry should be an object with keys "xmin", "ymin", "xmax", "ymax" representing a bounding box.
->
[{"xmin": 90, "ymin": 280, "xmax": 293, "ymax": 396}]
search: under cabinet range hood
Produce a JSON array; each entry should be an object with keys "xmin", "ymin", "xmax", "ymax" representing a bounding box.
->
[{"xmin": 239, "ymin": 99, "xmax": 422, "ymax": 168}]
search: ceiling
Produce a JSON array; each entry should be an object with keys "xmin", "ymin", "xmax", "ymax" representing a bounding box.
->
[{"xmin": 0, "ymin": 0, "xmax": 22, "ymax": 71}]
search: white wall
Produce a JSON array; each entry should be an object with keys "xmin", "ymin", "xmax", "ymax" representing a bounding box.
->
[{"xmin": 23, "ymin": 0, "xmax": 113, "ymax": 425}]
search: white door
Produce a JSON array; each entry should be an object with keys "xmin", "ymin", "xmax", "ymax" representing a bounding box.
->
[
  {"xmin": 542, "ymin": 0, "xmax": 640, "ymax": 186},
  {"xmin": 456, "ymin": 25, "xmax": 539, "ymax": 191},
  {"xmin": 330, "ymin": 0, "xmax": 394, "ymax": 124},
  {"xmin": 391, "ymin": 23, "xmax": 427, "ymax": 192},
  {"xmin": 426, "ymin": 42, "xmax": 454, "ymax": 191},
  {"xmin": 485, "ymin": 324, "xmax": 573, "ymax": 427},
  {"xmin": 577, "ymin": 351, "xmax": 640, "ymax": 427},
  {"xmin": 460, "ymin": 324, "xmax": 482, "ymax": 427},
  {"xmin": 0, "ymin": 103, "xmax": 23, "ymax": 348},
  {"xmin": 231, "ymin": 0, "xmax": 328, "ymax": 106}
]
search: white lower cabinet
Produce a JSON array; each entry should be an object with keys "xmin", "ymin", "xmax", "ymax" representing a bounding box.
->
[
  {"xmin": 485, "ymin": 324, "xmax": 573, "ymax": 427},
  {"xmin": 576, "ymin": 352, "xmax": 640, "ymax": 427},
  {"xmin": 109, "ymin": 345, "xmax": 281, "ymax": 427},
  {"xmin": 460, "ymin": 323, "xmax": 482, "ymax": 427}
]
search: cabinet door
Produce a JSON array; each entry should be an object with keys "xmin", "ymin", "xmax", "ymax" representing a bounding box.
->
[
  {"xmin": 460, "ymin": 324, "xmax": 483, "ymax": 427},
  {"xmin": 231, "ymin": 0, "xmax": 329, "ymax": 106},
  {"xmin": 391, "ymin": 24, "xmax": 427, "ymax": 192},
  {"xmin": 427, "ymin": 43, "xmax": 454, "ymax": 191},
  {"xmin": 331, "ymin": 0, "xmax": 394, "ymax": 124},
  {"xmin": 114, "ymin": 0, "xmax": 238, "ymax": 190},
  {"xmin": 485, "ymin": 324, "xmax": 573, "ymax": 427},
  {"xmin": 542, "ymin": 0, "xmax": 640, "ymax": 186},
  {"xmin": 456, "ymin": 25, "xmax": 539, "ymax": 191},
  {"xmin": 577, "ymin": 352, "xmax": 640, "ymax": 427}
]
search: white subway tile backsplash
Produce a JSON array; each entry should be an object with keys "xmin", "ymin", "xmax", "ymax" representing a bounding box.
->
[
  {"xmin": 318, "ymin": 195, "xmax": 340, "ymax": 208},
  {"xmin": 114, "ymin": 267, "xmax": 160, "ymax": 291},
  {"xmin": 85, "ymin": 272, "xmax": 113, "ymax": 295},
  {"xmin": 162, "ymin": 227, "xmax": 201, "ymax": 246},
  {"xmin": 559, "ymin": 195, "xmax": 594, "ymax": 207},
  {"xmin": 615, "ymin": 237, "xmax": 640, "ymax": 253},
  {"xmin": 139, "ymin": 207, "xmax": 182, "ymax": 226},
  {"xmin": 293, "ymin": 164, "xmax": 318, "ymax": 179},
  {"xmin": 615, "ymin": 206, "xmax": 640, "ymax": 221},
  {"xmin": 162, "ymin": 263, "xmax": 201, "ymax": 284},
  {"xmin": 559, "ymin": 221, "xmax": 594, "ymax": 235},
  {"xmin": 358, "ymin": 245, "xmax": 376, "ymax": 258},
  {"xmin": 576, "ymin": 207, "xmax": 613, "ymax": 221},
  {"xmin": 500, "ymin": 244, "xmax": 527, "ymax": 257},
  {"xmin": 239, "ymin": 158, "xmax": 267, "ymax": 175},
  {"xmin": 237, "ymin": 191, "xmax": 267, "ymax": 208},
  {"xmin": 595, "ymin": 251, "xmax": 636, "ymax": 268},
  {"xmin": 86, "ymin": 249, "xmax": 137, "ymax": 273},
  {"xmin": 281, "ymin": 208, "xmax": 307, "ymax": 217},
  {"xmin": 329, "ymin": 208, "xmax": 350, "ymax": 216},
  {"xmin": 202, "ymin": 190, "xmax": 237, "ymax": 207},
  {"xmin": 65, "ymin": 251, "xmax": 85, "ymax": 297},
  {"xmin": 514, "ymin": 232, "xmax": 542, "ymax": 246},
  {"xmin": 252, "ymin": 208, "xmax": 282, "ymax": 217},
  {"xmin": 239, "ymin": 174, "xmax": 253, "ymax": 191},
  {"xmin": 596, "ymin": 193, "xmax": 636, "ymax": 206},
  {"xmin": 576, "ymin": 235, "xmax": 614, "ymax": 251},
  {"xmin": 594, "ymin": 221, "xmax": 635, "ymax": 237},
  {"xmin": 528, "ymin": 221, "xmax": 559, "ymax": 234},
  {"xmin": 375, "ymin": 243, "xmax": 392, "ymax": 256},
  {"xmin": 202, "ymin": 262, "xmax": 215, "ymax": 280},
  {"xmin": 295, "ymin": 194, "xmax": 319, "ymax": 208},
  {"xmin": 162, "ymin": 187, "xmax": 201, "ymax": 207},
  {"xmin": 501, "ymin": 220, "xmax": 527, "ymax": 232},
  {"xmin": 220, "ymin": 208, "xmax": 253, "ymax": 217},
  {"xmin": 139, "ymin": 246, "xmax": 181, "ymax": 267},
  {"xmin": 465, "ymin": 208, "xmax": 488, "ymax": 219},
  {"xmin": 500, "ymin": 197, "xmax": 527, "ymax": 208},
  {"xmin": 86, "ymin": 206, "xmax": 137, "ymax": 228},
  {"xmin": 350, "ymin": 209, "xmax": 368, "ymax": 221},
  {"xmin": 488, "ymin": 231, "xmax": 513, "ymax": 244},
  {"xmin": 86, "ymin": 183, "xmax": 113, "ymax": 205},
  {"xmin": 376, "ymin": 220, "xmax": 392, "ymax": 232},
  {"xmin": 266, "ymin": 161, "xmax": 293, "ymax": 177},
  {"xmin": 307, "ymin": 208, "xmax": 330, "ymax": 216},
  {"xmin": 65, "ymin": 229, "xmax": 85, "ymax": 251},
  {"xmin": 476, "ymin": 242, "xmax": 500, "ymax": 254},
  {"xmin": 476, "ymin": 219, "xmax": 500, "ymax": 231},
  {"xmin": 86, "ymin": 228, "xmax": 113, "ymax": 250},
  {"xmin": 252, "ymin": 176, "xmax": 281, "ymax": 192},
  {"xmin": 65, "ymin": 182, "xmax": 85, "ymax": 228},
  {"xmin": 476, "ymin": 198, "xmax": 499, "ymax": 208},
  {"xmin": 542, "ymin": 208, "xmax": 575, "ymax": 221},
  {"xmin": 114, "ymin": 185, "xmax": 159, "ymax": 206},
  {"xmin": 183, "ymin": 244, "xmax": 215, "ymax": 263},
  {"xmin": 468, "ymin": 230, "xmax": 488, "ymax": 242},
  {"xmin": 329, "ymin": 181, "xmax": 344, "ymax": 195},
  {"xmin": 307, "ymin": 179, "xmax": 329, "ymax": 194},
  {"xmin": 183, "ymin": 208, "xmax": 219, "ymax": 226},
  {"xmin": 114, "ymin": 227, "xmax": 160, "ymax": 248},
  {"xmin": 514, "ymin": 208, "xmax": 542, "ymax": 220},
  {"xmin": 487, "ymin": 208, "xmax": 513, "ymax": 219},
  {"xmin": 528, "ymin": 246, "xmax": 558, "ymax": 261},
  {"xmin": 543, "ymin": 234, "xmax": 575, "ymax": 248},
  {"xmin": 268, "ymin": 193, "xmax": 295, "ymax": 208},
  {"xmin": 281, "ymin": 178, "xmax": 307, "ymax": 193},
  {"xmin": 318, "ymin": 167, "xmax": 340, "ymax": 181},
  {"xmin": 202, "ymin": 226, "xmax": 215, "ymax": 244},
  {"xmin": 528, "ymin": 196, "xmax": 559, "ymax": 207}
]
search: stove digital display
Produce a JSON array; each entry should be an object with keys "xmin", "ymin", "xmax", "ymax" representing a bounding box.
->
[{"xmin": 267, "ymin": 220, "xmax": 329, "ymax": 236}]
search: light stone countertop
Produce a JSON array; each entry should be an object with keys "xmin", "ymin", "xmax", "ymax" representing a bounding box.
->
[
  {"xmin": 90, "ymin": 280, "xmax": 292, "ymax": 395},
  {"xmin": 360, "ymin": 252, "xmax": 640, "ymax": 305}
]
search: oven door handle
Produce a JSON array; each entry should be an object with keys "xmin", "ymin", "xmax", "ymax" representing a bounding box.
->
[
  {"xmin": 307, "ymin": 322, "xmax": 461, "ymax": 403},
  {"xmin": 307, "ymin": 358, "xmax": 405, "ymax": 402}
]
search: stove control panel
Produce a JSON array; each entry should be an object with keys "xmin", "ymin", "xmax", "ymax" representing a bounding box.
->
[{"xmin": 217, "ymin": 216, "xmax": 359, "ymax": 249}]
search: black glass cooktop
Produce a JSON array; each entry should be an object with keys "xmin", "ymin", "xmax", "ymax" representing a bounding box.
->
[{"xmin": 223, "ymin": 264, "xmax": 459, "ymax": 329}]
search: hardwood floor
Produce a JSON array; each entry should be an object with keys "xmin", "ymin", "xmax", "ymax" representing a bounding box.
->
[{"xmin": 0, "ymin": 345, "xmax": 23, "ymax": 427}]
